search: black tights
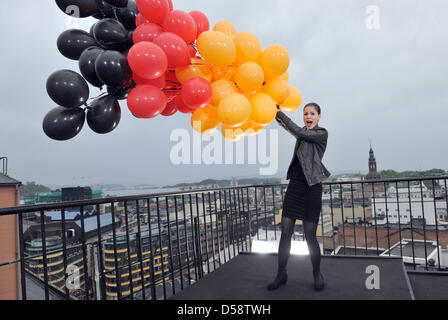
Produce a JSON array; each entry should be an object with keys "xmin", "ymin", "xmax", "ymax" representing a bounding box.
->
[{"xmin": 276, "ymin": 216, "xmax": 321, "ymax": 275}]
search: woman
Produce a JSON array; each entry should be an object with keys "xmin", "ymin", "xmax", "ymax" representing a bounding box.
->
[{"xmin": 268, "ymin": 102, "xmax": 331, "ymax": 291}]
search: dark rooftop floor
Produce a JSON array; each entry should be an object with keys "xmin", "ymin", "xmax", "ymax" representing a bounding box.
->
[{"xmin": 170, "ymin": 253, "xmax": 416, "ymax": 300}]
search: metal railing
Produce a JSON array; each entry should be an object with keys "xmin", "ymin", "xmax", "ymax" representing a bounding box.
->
[
  {"xmin": 0, "ymin": 156, "xmax": 7, "ymax": 175},
  {"xmin": 1, "ymin": 175, "xmax": 447, "ymax": 300}
]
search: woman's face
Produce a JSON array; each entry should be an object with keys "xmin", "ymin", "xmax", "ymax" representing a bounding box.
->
[{"xmin": 303, "ymin": 106, "xmax": 321, "ymax": 130}]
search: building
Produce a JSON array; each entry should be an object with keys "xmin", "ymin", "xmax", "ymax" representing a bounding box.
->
[
  {"xmin": 381, "ymin": 239, "xmax": 443, "ymax": 269},
  {"xmin": 371, "ymin": 194, "xmax": 448, "ymax": 227},
  {"xmin": 25, "ymin": 236, "xmax": 86, "ymax": 294},
  {"xmin": 24, "ymin": 188, "xmax": 103, "ymax": 206},
  {"xmin": 362, "ymin": 144, "xmax": 385, "ymax": 195},
  {"xmin": 366, "ymin": 144, "xmax": 381, "ymax": 180},
  {"xmin": 0, "ymin": 162, "xmax": 22, "ymax": 300},
  {"xmin": 102, "ymin": 228, "xmax": 173, "ymax": 299},
  {"xmin": 22, "ymin": 221, "xmax": 88, "ymax": 298}
]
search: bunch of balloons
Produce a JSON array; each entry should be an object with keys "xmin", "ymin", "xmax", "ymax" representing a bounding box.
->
[
  {"xmin": 44, "ymin": 0, "xmax": 303, "ymax": 142},
  {"xmin": 44, "ymin": 0, "xmax": 140, "ymax": 141}
]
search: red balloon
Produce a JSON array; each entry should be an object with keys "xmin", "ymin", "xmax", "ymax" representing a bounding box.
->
[
  {"xmin": 167, "ymin": 0, "xmax": 173, "ymax": 11},
  {"xmin": 181, "ymin": 77, "xmax": 212, "ymax": 109},
  {"xmin": 174, "ymin": 94, "xmax": 195, "ymax": 114},
  {"xmin": 135, "ymin": 13, "xmax": 150, "ymax": 27},
  {"xmin": 161, "ymin": 100, "xmax": 177, "ymax": 116},
  {"xmin": 153, "ymin": 32, "xmax": 190, "ymax": 68},
  {"xmin": 127, "ymin": 85, "xmax": 167, "ymax": 118},
  {"xmin": 163, "ymin": 10, "xmax": 197, "ymax": 44},
  {"xmin": 134, "ymin": 73, "xmax": 166, "ymax": 89},
  {"xmin": 136, "ymin": 0, "xmax": 170, "ymax": 25},
  {"xmin": 133, "ymin": 22, "xmax": 163, "ymax": 43},
  {"xmin": 189, "ymin": 11, "xmax": 210, "ymax": 38},
  {"xmin": 165, "ymin": 70, "xmax": 179, "ymax": 83},
  {"xmin": 187, "ymin": 44, "xmax": 197, "ymax": 57},
  {"xmin": 128, "ymin": 42, "xmax": 168, "ymax": 80},
  {"xmin": 164, "ymin": 89, "xmax": 178, "ymax": 103},
  {"xmin": 164, "ymin": 70, "xmax": 181, "ymax": 92}
]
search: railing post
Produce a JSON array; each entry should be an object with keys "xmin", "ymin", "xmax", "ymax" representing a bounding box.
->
[
  {"xmin": 193, "ymin": 217, "xmax": 203, "ymax": 279},
  {"xmin": 248, "ymin": 194, "xmax": 252, "ymax": 253}
]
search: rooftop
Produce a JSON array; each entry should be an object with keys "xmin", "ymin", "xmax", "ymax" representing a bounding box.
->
[
  {"xmin": 0, "ymin": 172, "xmax": 21, "ymax": 186},
  {"xmin": 170, "ymin": 252, "xmax": 448, "ymax": 300}
]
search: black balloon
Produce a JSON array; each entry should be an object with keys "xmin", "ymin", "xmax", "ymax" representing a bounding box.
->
[
  {"xmin": 107, "ymin": 85, "xmax": 133, "ymax": 100},
  {"xmin": 123, "ymin": 30, "xmax": 134, "ymax": 50},
  {"xmin": 89, "ymin": 22, "xmax": 97, "ymax": 36},
  {"xmin": 93, "ymin": 18, "xmax": 129, "ymax": 50},
  {"xmin": 57, "ymin": 29, "xmax": 98, "ymax": 60},
  {"xmin": 79, "ymin": 46, "xmax": 105, "ymax": 87},
  {"xmin": 87, "ymin": 95, "xmax": 121, "ymax": 134},
  {"xmin": 116, "ymin": 1, "xmax": 138, "ymax": 30},
  {"xmin": 92, "ymin": 0, "xmax": 116, "ymax": 19},
  {"xmin": 105, "ymin": 0, "xmax": 128, "ymax": 8},
  {"xmin": 55, "ymin": 0, "xmax": 101, "ymax": 18},
  {"xmin": 43, "ymin": 106, "xmax": 86, "ymax": 141},
  {"xmin": 95, "ymin": 50, "xmax": 133, "ymax": 88},
  {"xmin": 46, "ymin": 70, "xmax": 90, "ymax": 108}
]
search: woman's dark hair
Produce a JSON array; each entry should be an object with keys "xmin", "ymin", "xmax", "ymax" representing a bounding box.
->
[{"xmin": 304, "ymin": 102, "xmax": 321, "ymax": 115}]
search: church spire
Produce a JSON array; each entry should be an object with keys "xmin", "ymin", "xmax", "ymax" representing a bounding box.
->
[{"xmin": 367, "ymin": 142, "xmax": 380, "ymax": 180}]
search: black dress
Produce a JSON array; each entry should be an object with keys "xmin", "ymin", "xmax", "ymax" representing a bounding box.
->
[{"xmin": 282, "ymin": 154, "xmax": 323, "ymax": 224}]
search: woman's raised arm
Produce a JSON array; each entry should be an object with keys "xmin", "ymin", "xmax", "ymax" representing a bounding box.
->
[{"xmin": 276, "ymin": 111, "xmax": 328, "ymax": 144}]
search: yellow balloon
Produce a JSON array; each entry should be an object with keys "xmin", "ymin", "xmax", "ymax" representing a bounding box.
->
[
  {"xmin": 175, "ymin": 58, "xmax": 212, "ymax": 84},
  {"xmin": 239, "ymin": 119, "xmax": 253, "ymax": 135},
  {"xmin": 246, "ymin": 121, "xmax": 265, "ymax": 136},
  {"xmin": 233, "ymin": 31, "xmax": 262, "ymax": 65},
  {"xmin": 232, "ymin": 119, "xmax": 260, "ymax": 136},
  {"xmin": 280, "ymin": 85, "xmax": 302, "ymax": 112},
  {"xmin": 235, "ymin": 62, "xmax": 264, "ymax": 93},
  {"xmin": 238, "ymin": 88, "xmax": 257, "ymax": 99},
  {"xmin": 263, "ymin": 78, "xmax": 290, "ymax": 105},
  {"xmin": 265, "ymin": 70, "xmax": 289, "ymax": 82},
  {"xmin": 212, "ymin": 20, "xmax": 237, "ymax": 38},
  {"xmin": 211, "ymin": 65, "xmax": 237, "ymax": 82},
  {"xmin": 218, "ymin": 93, "xmax": 251, "ymax": 127},
  {"xmin": 249, "ymin": 93, "xmax": 277, "ymax": 126},
  {"xmin": 260, "ymin": 44, "xmax": 290, "ymax": 78},
  {"xmin": 279, "ymin": 71, "xmax": 289, "ymax": 82},
  {"xmin": 221, "ymin": 125, "xmax": 244, "ymax": 141},
  {"xmin": 197, "ymin": 31, "xmax": 236, "ymax": 66},
  {"xmin": 191, "ymin": 106, "xmax": 221, "ymax": 135},
  {"xmin": 211, "ymin": 80, "xmax": 238, "ymax": 106}
]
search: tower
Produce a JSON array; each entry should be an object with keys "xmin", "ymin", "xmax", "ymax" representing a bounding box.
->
[{"xmin": 366, "ymin": 144, "xmax": 380, "ymax": 180}]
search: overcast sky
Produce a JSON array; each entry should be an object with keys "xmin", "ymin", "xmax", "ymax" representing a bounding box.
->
[{"xmin": 1, "ymin": 0, "xmax": 447, "ymax": 187}]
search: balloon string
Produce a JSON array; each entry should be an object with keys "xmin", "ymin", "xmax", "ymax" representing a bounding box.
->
[
  {"xmin": 165, "ymin": 80, "xmax": 181, "ymax": 85},
  {"xmin": 162, "ymin": 88, "xmax": 181, "ymax": 92},
  {"xmin": 88, "ymin": 92, "xmax": 108, "ymax": 101}
]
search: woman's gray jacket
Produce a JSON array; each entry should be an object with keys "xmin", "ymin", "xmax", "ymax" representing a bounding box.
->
[{"xmin": 276, "ymin": 111, "xmax": 331, "ymax": 186}]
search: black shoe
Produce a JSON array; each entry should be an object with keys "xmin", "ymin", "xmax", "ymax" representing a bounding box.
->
[
  {"xmin": 313, "ymin": 270, "xmax": 325, "ymax": 291},
  {"xmin": 267, "ymin": 272, "xmax": 288, "ymax": 291}
]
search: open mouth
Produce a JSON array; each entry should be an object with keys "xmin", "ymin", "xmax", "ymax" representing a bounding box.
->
[{"xmin": 306, "ymin": 120, "xmax": 313, "ymax": 125}]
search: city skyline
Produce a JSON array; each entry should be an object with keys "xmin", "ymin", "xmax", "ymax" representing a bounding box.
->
[{"xmin": 1, "ymin": 1, "xmax": 448, "ymax": 187}]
